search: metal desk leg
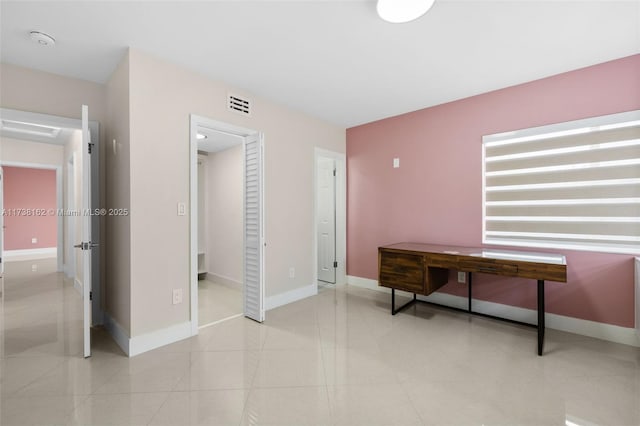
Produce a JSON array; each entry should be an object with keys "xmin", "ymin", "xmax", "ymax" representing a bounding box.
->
[
  {"xmin": 538, "ymin": 279, "xmax": 545, "ymax": 356},
  {"xmin": 391, "ymin": 288, "xmax": 417, "ymax": 315},
  {"xmin": 468, "ymin": 272, "xmax": 472, "ymax": 313}
]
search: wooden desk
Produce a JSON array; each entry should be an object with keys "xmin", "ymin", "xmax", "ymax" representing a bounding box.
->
[{"xmin": 378, "ymin": 243, "xmax": 567, "ymax": 355}]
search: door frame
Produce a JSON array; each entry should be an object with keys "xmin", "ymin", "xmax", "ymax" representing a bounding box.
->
[
  {"xmin": 0, "ymin": 166, "xmax": 3, "ymax": 278},
  {"xmin": 0, "ymin": 161, "xmax": 63, "ymax": 270},
  {"xmin": 0, "ymin": 107, "xmax": 102, "ymax": 325},
  {"xmin": 189, "ymin": 114, "xmax": 265, "ymax": 335},
  {"xmin": 314, "ymin": 148, "xmax": 346, "ymax": 286}
]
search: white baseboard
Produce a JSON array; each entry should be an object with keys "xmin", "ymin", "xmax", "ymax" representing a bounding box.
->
[
  {"xmin": 4, "ymin": 247, "xmax": 56, "ymax": 262},
  {"xmin": 347, "ymin": 275, "xmax": 640, "ymax": 348},
  {"xmin": 104, "ymin": 313, "xmax": 192, "ymax": 357},
  {"xmin": 205, "ymin": 272, "xmax": 242, "ymax": 291},
  {"xmin": 63, "ymin": 264, "xmax": 75, "ymax": 280},
  {"xmin": 265, "ymin": 283, "xmax": 317, "ymax": 311},
  {"xmin": 73, "ymin": 278, "xmax": 82, "ymax": 295},
  {"xmin": 129, "ymin": 321, "xmax": 192, "ymax": 357},
  {"xmin": 104, "ymin": 313, "xmax": 130, "ymax": 356}
]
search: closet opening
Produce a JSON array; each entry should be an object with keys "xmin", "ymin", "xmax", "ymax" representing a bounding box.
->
[
  {"xmin": 189, "ymin": 116, "xmax": 265, "ymax": 334},
  {"xmin": 314, "ymin": 148, "xmax": 347, "ymax": 290}
]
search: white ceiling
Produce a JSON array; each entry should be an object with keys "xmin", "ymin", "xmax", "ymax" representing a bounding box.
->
[
  {"xmin": 1, "ymin": 1, "xmax": 638, "ymax": 128},
  {"xmin": 197, "ymin": 127, "xmax": 244, "ymax": 153}
]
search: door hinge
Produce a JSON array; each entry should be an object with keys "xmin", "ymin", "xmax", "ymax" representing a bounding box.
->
[
  {"xmin": 333, "ymin": 169, "xmax": 336, "ymax": 176},
  {"xmin": 88, "ymin": 143, "xmax": 94, "ymax": 154},
  {"xmin": 333, "ymin": 261, "xmax": 338, "ymax": 268},
  {"xmin": 89, "ymin": 291, "xmax": 93, "ymax": 301}
]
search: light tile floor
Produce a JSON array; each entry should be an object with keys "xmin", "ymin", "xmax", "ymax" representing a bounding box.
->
[
  {"xmin": 198, "ymin": 279, "xmax": 243, "ymax": 327},
  {"xmin": 1, "ymin": 258, "xmax": 639, "ymax": 425}
]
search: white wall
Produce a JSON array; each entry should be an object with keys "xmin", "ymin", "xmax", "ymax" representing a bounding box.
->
[
  {"xmin": 0, "ymin": 137, "xmax": 64, "ymax": 166},
  {"xmin": 197, "ymin": 155, "xmax": 206, "ymax": 255},
  {"xmin": 127, "ymin": 48, "xmax": 345, "ymax": 337},
  {"xmin": 205, "ymin": 145, "xmax": 243, "ymax": 284},
  {"xmin": 105, "ymin": 53, "xmax": 132, "ymax": 335}
]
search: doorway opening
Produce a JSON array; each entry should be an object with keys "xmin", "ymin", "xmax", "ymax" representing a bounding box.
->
[
  {"xmin": 314, "ymin": 148, "xmax": 346, "ymax": 289},
  {"xmin": 0, "ymin": 107, "xmax": 101, "ymax": 358},
  {"xmin": 189, "ymin": 115, "xmax": 265, "ymax": 335},
  {"xmin": 1, "ymin": 164, "xmax": 61, "ymax": 265}
]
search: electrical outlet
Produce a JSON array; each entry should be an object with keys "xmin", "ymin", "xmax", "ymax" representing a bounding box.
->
[
  {"xmin": 32, "ymin": 237, "xmax": 38, "ymax": 244},
  {"xmin": 289, "ymin": 267, "xmax": 295, "ymax": 279},
  {"xmin": 32, "ymin": 264, "xmax": 38, "ymax": 272},
  {"xmin": 172, "ymin": 288, "xmax": 183, "ymax": 305},
  {"xmin": 457, "ymin": 271, "xmax": 466, "ymax": 283}
]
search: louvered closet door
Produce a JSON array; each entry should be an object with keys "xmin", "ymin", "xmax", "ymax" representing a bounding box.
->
[{"xmin": 244, "ymin": 134, "xmax": 264, "ymax": 322}]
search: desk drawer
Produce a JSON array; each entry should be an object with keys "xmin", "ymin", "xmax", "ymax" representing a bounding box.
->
[
  {"xmin": 459, "ymin": 260, "xmax": 518, "ymax": 277},
  {"xmin": 426, "ymin": 253, "xmax": 458, "ymax": 268},
  {"xmin": 379, "ymin": 252, "xmax": 425, "ymax": 293}
]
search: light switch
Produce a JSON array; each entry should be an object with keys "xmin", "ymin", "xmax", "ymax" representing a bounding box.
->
[
  {"xmin": 177, "ymin": 202, "xmax": 186, "ymax": 216},
  {"xmin": 393, "ymin": 158, "xmax": 400, "ymax": 168}
]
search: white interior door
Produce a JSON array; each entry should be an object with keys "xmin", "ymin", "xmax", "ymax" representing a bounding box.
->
[
  {"xmin": 0, "ymin": 166, "xmax": 3, "ymax": 277},
  {"xmin": 79, "ymin": 105, "xmax": 93, "ymax": 358},
  {"xmin": 243, "ymin": 134, "xmax": 264, "ymax": 322},
  {"xmin": 317, "ymin": 157, "xmax": 336, "ymax": 284}
]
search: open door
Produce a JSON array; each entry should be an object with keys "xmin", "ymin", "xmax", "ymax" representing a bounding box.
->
[
  {"xmin": 243, "ymin": 134, "xmax": 264, "ymax": 322},
  {"xmin": 317, "ymin": 157, "xmax": 337, "ymax": 284},
  {"xmin": 76, "ymin": 105, "xmax": 94, "ymax": 358}
]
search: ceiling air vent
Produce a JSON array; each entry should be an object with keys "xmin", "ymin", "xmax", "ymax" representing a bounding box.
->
[{"xmin": 228, "ymin": 93, "xmax": 251, "ymax": 116}]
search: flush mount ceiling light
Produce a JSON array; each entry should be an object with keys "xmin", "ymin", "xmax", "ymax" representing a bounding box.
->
[
  {"xmin": 376, "ymin": 0, "xmax": 436, "ymax": 23},
  {"xmin": 29, "ymin": 30, "xmax": 56, "ymax": 46}
]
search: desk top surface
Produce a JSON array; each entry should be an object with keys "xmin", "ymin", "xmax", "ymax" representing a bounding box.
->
[{"xmin": 380, "ymin": 243, "xmax": 567, "ymax": 266}]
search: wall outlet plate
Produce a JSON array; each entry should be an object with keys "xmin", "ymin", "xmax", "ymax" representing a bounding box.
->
[
  {"xmin": 457, "ymin": 271, "xmax": 466, "ymax": 283},
  {"xmin": 172, "ymin": 288, "xmax": 183, "ymax": 304}
]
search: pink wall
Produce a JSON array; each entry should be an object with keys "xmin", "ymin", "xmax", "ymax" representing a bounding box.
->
[
  {"xmin": 347, "ymin": 54, "xmax": 640, "ymax": 328},
  {"xmin": 3, "ymin": 166, "xmax": 57, "ymax": 250}
]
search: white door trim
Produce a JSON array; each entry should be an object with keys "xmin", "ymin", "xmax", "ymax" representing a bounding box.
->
[
  {"xmin": 81, "ymin": 104, "xmax": 91, "ymax": 358},
  {"xmin": 0, "ymin": 166, "xmax": 3, "ymax": 277},
  {"xmin": 314, "ymin": 148, "xmax": 346, "ymax": 286},
  {"xmin": 189, "ymin": 115, "xmax": 265, "ymax": 335}
]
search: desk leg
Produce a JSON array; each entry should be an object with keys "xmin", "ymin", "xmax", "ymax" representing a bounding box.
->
[
  {"xmin": 391, "ymin": 288, "xmax": 417, "ymax": 315},
  {"xmin": 468, "ymin": 272, "xmax": 472, "ymax": 313},
  {"xmin": 538, "ymin": 280, "xmax": 545, "ymax": 356}
]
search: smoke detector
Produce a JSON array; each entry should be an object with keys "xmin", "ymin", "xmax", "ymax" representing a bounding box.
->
[{"xmin": 30, "ymin": 31, "xmax": 56, "ymax": 47}]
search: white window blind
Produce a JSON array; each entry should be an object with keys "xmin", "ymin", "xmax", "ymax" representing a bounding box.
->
[{"xmin": 483, "ymin": 110, "xmax": 640, "ymax": 255}]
